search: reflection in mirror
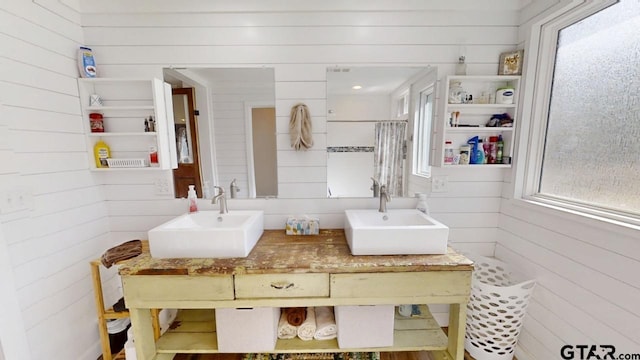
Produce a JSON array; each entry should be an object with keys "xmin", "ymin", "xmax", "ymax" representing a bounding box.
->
[
  {"xmin": 164, "ymin": 68, "xmax": 276, "ymax": 199},
  {"xmin": 326, "ymin": 66, "xmax": 436, "ymax": 198},
  {"xmin": 171, "ymin": 88, "xmax": 203, "ymax": 198}
]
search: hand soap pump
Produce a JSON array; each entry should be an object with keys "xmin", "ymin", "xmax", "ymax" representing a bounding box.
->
[
  {"xmin": 416, "ymin": 193, "xmax": 430, "ymax": 215},
  {"xmin": 187, "ymin": 185, "xmax": 198, "ymax": 213}
]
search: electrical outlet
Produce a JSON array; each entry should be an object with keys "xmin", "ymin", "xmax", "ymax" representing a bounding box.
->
[
  {"xmin": 0, "ymin": 189, "xmax": 32, "ymax": 214},
  {"xmin": 154, "ymin": 178, "xmax": 172, "ymax": 195},
  {"xmin": 431, "ymin": 175, "xmax": 449, "ymax": 193}
]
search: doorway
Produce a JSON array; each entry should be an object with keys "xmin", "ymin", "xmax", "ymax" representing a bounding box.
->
[
  {"xmin": 246, "ymin": 106, "xmax": 277, "ymax": 198},
  {"xmin": 172, "ymin": 88, "xmax": 203, "ymax": 198}
]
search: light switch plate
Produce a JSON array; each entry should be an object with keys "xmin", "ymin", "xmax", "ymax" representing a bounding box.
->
[
  {"xmin": 431, "ymin": 175, "xmax": 448, "ymax": 193},
  {"xmin": 154, "ymin": 178, "xmax": 172, "ymax": 195}
]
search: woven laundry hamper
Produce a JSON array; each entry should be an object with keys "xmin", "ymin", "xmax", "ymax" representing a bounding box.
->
[{"xmin": 464, "ymin": 255, "xmax": 536, "ymax": 360}]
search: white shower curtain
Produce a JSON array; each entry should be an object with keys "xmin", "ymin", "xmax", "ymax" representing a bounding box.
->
[{"xmin": 374, "ymin": 121, "xmax": 406, "ymax": 196}]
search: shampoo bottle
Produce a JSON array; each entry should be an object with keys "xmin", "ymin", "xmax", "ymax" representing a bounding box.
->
[
  {"xmin": 77, "ymin": 46, "xmax": 97, "ymax": 78},
  {"xmin": 187, "ymin": 185, "xmax": 198, "ymax": 213}
]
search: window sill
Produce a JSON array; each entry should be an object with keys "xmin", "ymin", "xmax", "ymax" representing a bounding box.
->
[{"xmin": 507, "ymin": 196, "xmax": 640, "ymax": 236}]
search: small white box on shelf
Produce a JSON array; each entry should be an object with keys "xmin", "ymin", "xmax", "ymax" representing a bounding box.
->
[
  {"xmin": 335, "ymin": 305, "xmax": 395, "ymax": 348},
  {"xmin": 215, "ymin": 307, "xmax": 279, "ymax": 353}
]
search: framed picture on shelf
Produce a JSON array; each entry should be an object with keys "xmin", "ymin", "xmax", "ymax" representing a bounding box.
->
[{"xmin": 498, "ymin": 50, "xmax": 524, "ymax": 75}]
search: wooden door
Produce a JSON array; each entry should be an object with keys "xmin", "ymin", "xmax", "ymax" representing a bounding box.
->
[{"xmin": 172, "ymin": 88, "xmax": 203, "ymax": 198}]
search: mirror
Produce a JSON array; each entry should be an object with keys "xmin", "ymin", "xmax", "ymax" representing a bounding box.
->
[
  {"xmin": 164, "ymin": 66, "xmax": 436, "ymax": 199},
  {"xmin": 164, "ymin": 67, "xmax": 277, "ymax": 199},
  {"xmin": 326, "ymin": 66, "xmax": 436, "ymax": 198}
]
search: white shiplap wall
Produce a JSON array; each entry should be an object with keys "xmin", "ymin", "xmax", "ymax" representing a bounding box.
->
[
  {"xmin": 82, "ymin": 0, "xmax": 520, "ymax": 257},
  {"xmin": 1, "ymin": 1, "xmax": 118, "ymax": 359},
  {"xmin": 0, "ymin": 1, "xmax": 527, "ymax": 359},
  {"xmin": 499, "ymin": 0, "xmax": 640, "ymax": 358}
]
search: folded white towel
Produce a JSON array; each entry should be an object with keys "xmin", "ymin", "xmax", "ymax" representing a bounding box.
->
[
  {"xmin": 277, "ymin": 310, "xmax": 298, "ymax": 339},
  {"xmin": 313, "ymin": 306, "xmax": 337, "ymax": 340},
  {"xmin": 297, "ymin": 307, "xmax": 316, "ymax": 341}
]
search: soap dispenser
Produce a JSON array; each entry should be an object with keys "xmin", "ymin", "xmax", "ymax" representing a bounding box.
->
[
  {"xmin": 187, "ymin": 185, "xmax": 198, "ymax": 213},
  {"xmin": 416, "ymin": 193, "xmax": 430, "ymax": 215}
]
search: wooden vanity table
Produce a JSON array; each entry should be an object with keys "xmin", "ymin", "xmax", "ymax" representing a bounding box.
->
[{"xmin": 118, "ymin": 229, "xmax": 473, "ymax": 360}]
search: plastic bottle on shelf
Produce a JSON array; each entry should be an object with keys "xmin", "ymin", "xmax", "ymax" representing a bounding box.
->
[
  {"xmin": 93, "ymin": 139, "xmax": 110, "ymax": 168},
  {"xmin": 77, "ymin": 46, "xmax": 97, "ymax": 78},
  {"xmin": 476, "ymin": 138, "xmax": 485, "ymax": 164},
  {"xmin": 455, "ymin": 56, "xmax": 467, "ymax": 75},
  {"xmin": 488, "ymin": 136, "xmax": 498, "ymax": 164},
  {"xmin": 496, "ymin": 135, "xmax": 504, "ymax": 164},
  {"xmin": 187, "ymin": 185, "xmax": 198, "ymax": 213},
  {"xmin": 444, "ymin": 141, "xmax": 454, "ymax": 165},
  {"xmin": 482, "ymin": 138, "xmax": 490, "ymax": 164},
  {"xmin": 459, "ymin": 145, "xmax": 470, "ymax": 165},
  {"xmin": 448, "ymin": 81, "xmax": 466, "ymax": 104}
]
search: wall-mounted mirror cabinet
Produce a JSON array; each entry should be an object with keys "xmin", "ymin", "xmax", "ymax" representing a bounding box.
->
[{"xmin": 163, "ymin": 66, "xmax": 436, "ymax": 199}]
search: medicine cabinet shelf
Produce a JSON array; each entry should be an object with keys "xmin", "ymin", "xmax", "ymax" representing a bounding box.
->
[
  {"xmin": 445, "ymin": 103, "xmax": 517, "ymax": 109},
  {"xmin": 434, "ymin": 75, "xmax": 520, "ymax": 167},
  {"xmin": 78, "ymin": 78, "xmax": 178, "ymax": 171},
  {"xmin": 88, "ymin": 132, "xmax": 158, "ymax": 137},
  {"xmin": 445, "ymin": 127, "xmax": 513, "ymax": 133},
  {"xmin": 86, "ymin": 105, "xmax": 155, "ymax": 111}
]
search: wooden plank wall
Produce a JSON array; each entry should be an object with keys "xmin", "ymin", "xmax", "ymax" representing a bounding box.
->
[
  {"xmin": 81, "ymin": 0, "xmax": 521, "ymax": 259},
  {"xmin": 0, "ymin": 1, "xmax": 119, "ymax": 359},
  {"xmin": 499, "ymin": 0, "xmax": 640, "ymax": 358},
  {"xmin": 0, "ymin": 0, "xmax": 529, "ymax": 358}
]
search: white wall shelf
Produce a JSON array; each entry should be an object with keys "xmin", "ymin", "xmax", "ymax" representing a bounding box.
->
[
  {"xmin": 434, "ymin": 75, "xmax": 520, "ymax": 167},
  {"xmin": 78, "ymin": 78, "xmax": 178, "ymax": 171}
]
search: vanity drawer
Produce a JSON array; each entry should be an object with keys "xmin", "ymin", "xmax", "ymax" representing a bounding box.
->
[
  {"xmin": 123, "ymin": 275, "xmax": 234, "ymax": 305},
  {"xmin": 235, "ymin": 273, "xmax": 330, "ymax": 299},
  {"xmin": 330, "ymin": 272, "xmax": 471, "ymax": 299}
]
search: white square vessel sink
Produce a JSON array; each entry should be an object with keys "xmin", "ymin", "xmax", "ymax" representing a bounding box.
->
[
  {"xmin": 344, "ymin": 209, "xmax": 449, "ymax": 255},
  {"xmin": 148, "ymin": 210, "xmax": 264, "ymax": 258}
]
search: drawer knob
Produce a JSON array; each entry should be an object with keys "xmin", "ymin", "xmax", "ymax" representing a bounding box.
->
[{"xmin": 270, "ymin": 282, "xmax": 295, "ymax": 290}]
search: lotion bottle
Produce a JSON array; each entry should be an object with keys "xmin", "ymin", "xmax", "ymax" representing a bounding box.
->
[
  {"xmin": 93, "ymin": 139, "xmax": 110, "ymax": 168},
  {"xmin": 187, "ymin": 185, "xmax": 198, "ymax": 213}
]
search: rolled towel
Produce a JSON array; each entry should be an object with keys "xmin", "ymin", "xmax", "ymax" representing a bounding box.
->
[
  {"xmin": 277, "ymin": 310, "xmax": 297, "ymax": 339},
  {"xmin": 297, "ymin": 307, "xmax": 316, "ymax": 341},
  {"xmin": 285, "ymin": 307, "xmax": 307, "ymax": 326},
  {"xmin": 313, "ymin": 306, "xmax": 337, "ymax": 340},
  {"xmin": 100, "ymin": 239, "xmax": 142, "ymax": 268}
]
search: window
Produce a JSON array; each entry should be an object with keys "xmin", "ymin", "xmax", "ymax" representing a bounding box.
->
[
  {"xmin": 413, "ymin": 86, "xmax": 434, "ymax": 178},
  {"xmin": 395, "ymin": 91, "xmax": 409, "ymax": 118},
  {"xmin": 525, "ymin": 0, "xmax": 640, "ymax": 220}
]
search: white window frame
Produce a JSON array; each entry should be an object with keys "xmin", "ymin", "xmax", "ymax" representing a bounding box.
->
[
  {"xmin": 513, "ymin": 0, "xmax": 640, "ymax": 227},
  {"xmin": 412, "ymin": 87, "xmax": 435, "ymax": 178}
]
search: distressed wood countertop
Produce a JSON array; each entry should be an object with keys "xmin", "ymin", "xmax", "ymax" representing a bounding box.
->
[{"xmin": 117, "ymin": 229, "xmax": 473, "ymax": 276}]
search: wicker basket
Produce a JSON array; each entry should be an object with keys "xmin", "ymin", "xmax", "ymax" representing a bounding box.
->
[
  {"xmin": 464, "ymin": 255, "xmax": 536, "ymax": 360},
  {"xmin": 106, "ymin": 158, "xmax": 148, "ymax": 168}
]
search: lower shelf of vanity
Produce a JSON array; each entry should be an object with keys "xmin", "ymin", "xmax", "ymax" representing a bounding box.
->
[{"xmin": 155, "ymin": 305, "xmax": 448, "ymax": 355}]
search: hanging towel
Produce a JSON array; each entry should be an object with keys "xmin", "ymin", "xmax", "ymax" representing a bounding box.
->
[
  {"xmin": 277, "ymin": 310, "xmax": 298, "ymax": 339},
  {"xmin": 313, "ymin": 306, "xmax": 337, "ymax": 340},
  {"xmin": 297, "ymin": 307, "xmax": 317, "ymax": 341},
  {"xmin": 289, "ymin": 103, "xmax": 313, "ymax": 150}
]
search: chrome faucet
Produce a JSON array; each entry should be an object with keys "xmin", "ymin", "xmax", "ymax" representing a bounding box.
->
[
  {"xmin": 370, "ymin": 177, "xmax": 380, "ymax": 198},
  {"xmin": 378, "ymin": 185, "xmax": 391, "ymax": 213},
  {"xmin": 212, "ymin": 186, "xmax": 228, "ymax": 214},
  {"xmin": 230, "ymin": 178, "xmax": 240, "ymax": 199}
]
